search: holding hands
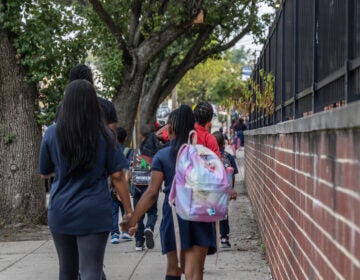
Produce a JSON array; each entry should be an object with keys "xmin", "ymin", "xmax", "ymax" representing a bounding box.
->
[{"xmin": 120, "ymin": 213, "xmax": 138, "ymax": 235}]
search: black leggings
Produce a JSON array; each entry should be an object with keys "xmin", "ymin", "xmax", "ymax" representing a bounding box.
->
[{"xmin": 52, "ymin": 231, "xmax": 109, "ymax": 280}]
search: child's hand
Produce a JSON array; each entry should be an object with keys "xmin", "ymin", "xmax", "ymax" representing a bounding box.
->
[
  {"xmin": 116, "ymin": 193, "xmax": 122, "ymax": 202},
  {"xmin": 120, "ymin": 213, "xmax": 138, "ymax": 234},
  {"xmin": 230, "ymin": 190, "xmax": 237, "ymax": 200}
]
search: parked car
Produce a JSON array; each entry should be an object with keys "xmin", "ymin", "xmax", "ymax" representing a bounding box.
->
[
  {"xmin": 156, "ymin": 105, "xmax": 171, "ymax": 126},
  {"xmin": 156, "ymin": 105, "xmax": 171, "ymax": 119}
]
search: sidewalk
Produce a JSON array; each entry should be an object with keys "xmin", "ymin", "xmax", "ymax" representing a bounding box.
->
[{"xmin": 0, "ymin": 149, "xmax": 272, "ymax": 280}]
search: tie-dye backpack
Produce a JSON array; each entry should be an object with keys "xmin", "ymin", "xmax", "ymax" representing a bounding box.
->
[{"xmin": 169, "ymin": 131, "xmax": 231, "ymax": 222}]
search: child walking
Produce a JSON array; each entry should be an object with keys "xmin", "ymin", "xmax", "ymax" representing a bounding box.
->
[
  {"xmin": 229, "ymin": 127, "xmax": 238, "ymax": 157},
  {"xmin": 131, "ymin": 124, "xmax": 159, "ymax": 251},
  {"xmin": 122, "ymin": 105, "xmax": 216, "ymax": 280},
  {"xmin": 212, "ymin": 131, "xmax": 239, "ymax": 248},
  {"xmin": 110, "ymin": 127, "xmax": 133, "ymax": 244}
]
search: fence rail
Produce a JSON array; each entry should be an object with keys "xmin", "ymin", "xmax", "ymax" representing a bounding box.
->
[{"xmin": 249, "ymin": 0, "xmax": 360, "ymax": 129}]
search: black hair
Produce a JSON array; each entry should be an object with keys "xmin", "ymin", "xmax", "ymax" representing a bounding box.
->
[
  {"xmin": 212, "ymin": 131, "xmax": 224, "ymax": 147},
  {"xmin": 168, "ymin": 105, "xmax": 195, "ymax": 155},
  {"xmin": 116, "ymin": 127, "xmax": 127, "ymax": 144},
  {"xmin": 193, "ymin": 102, "xmax": 213, "ymax": 125},
  {"xmin": 69, "ymin": 64, "xmax": 94, "ymax": 84},
  {"xmin": 56, "ymin": 79, "xmax": 114, "ymax": 177},
  {"xmin": 140, "ymin": 123, "xmax": 155, "ymax": 137}
]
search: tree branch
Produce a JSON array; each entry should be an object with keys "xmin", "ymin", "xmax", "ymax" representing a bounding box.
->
[
  {"xmin": 155, "ymin": 25, "xmax": 214, "ymax": 100},
  {"xmin": 156, "ymin": 18, "xmax": 252, "ymax": 101},
  {"xmin": 88, "ymin": 0, "xmax": 131, "ymax": 60},
  {"xmin": 136, "ymin": 24, "xmax": 188, "ymax": 67},
  {"xmin": 128, "ymin": 0, "xmax": 142, "ymax": 46},
  {"xmin": 149, "ymin": 55, "xmax": 176, "ymax": 98},
  {"xmin": 141, "ymin": 54, "xmax": 176, "ymax": 111},
  {"xmin": 196, "ymin": 24, "xmax": 252, "ymax": 63}
]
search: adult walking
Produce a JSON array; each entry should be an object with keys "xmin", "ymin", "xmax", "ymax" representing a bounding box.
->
[
  {"xmin": 234, "ymin": 117, "xmax": 247, "ymax": 147},
  {"xmin": 56, "ymin": 64, "xmax": 118, "ymax": 134},
  {"xmin": 39, "ymin": 79, "xmax": 132, "ymax": 280}
]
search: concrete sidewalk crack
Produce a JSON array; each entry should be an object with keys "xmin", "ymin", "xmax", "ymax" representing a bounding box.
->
[{"xmin": 0, "ymin": 240, "xmax": 48, "ymax": 273}]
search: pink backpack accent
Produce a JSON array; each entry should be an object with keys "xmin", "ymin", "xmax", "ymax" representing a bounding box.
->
[{"xmin": 169, "ymin": 130, "xmax": 231, "ymax": 222}]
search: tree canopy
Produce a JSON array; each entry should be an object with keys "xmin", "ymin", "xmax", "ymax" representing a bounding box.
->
[
  {"xmin": 0, "ymin": 0, "xmax": 276, "ymax": 226},
  {"xmin": 2, "ymin": 0, "xmax": 276, "ymax": 132},
  {"xmin": 177, "ymin": 48, "xmax": 254, "ymax": 114}
]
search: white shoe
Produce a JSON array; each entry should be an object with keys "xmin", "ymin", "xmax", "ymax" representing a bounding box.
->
[{"xmin": 122, "ymin": 232, "xmax": 133, "ymax": 240}]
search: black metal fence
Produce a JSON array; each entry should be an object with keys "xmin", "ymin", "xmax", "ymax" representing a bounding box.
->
[{"xmin": 249, "ymin": 0, "xmax": 360, "ymax": 129}]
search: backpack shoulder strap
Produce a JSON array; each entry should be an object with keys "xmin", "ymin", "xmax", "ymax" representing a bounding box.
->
[
  {"xmin": 123, "ymin": 147, "xmax": 130, "ymax": 157},
  {"xmin": 131, "ymin": 148, "xmax": 140, "ymax": 168},
  {"xmin": 171, "ymin": 202, "xmax": 182, "ymax": 270}
]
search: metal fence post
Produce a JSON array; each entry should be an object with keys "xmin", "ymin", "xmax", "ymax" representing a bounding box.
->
[
  {"xmin": 293, "ymin": 0, "xmax": 298, "ymax": 119},
  {"xmin": 311, "ymin": 0, "xmax": 319, "ymax": 114}
]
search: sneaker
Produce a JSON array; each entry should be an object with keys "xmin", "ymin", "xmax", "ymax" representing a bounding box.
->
[
  {"xmin": 122, "ymin": 232, "xmax": 133, "ymax": 240},
  {"xmin": 221, "ymin": 238, "xmax": 231, "ymax": 248},
  {"xmin": 111, "ymin": 234, "xmax": 120, "ymax": 244},
  {"xmin": 144, "ymin": 228, "xmax": 155, "ymax": 249},
  {"xmin": 135, "ymin": 240, "xmax": 145, "ymax": 251}
]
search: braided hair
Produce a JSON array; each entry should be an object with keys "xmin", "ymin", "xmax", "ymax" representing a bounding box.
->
[
  {"xmin": 193, "ymin": 102, "xmax": 213, "ymax": 125},
  {"xmin": 168, "ymin": 105, "xmax": 195, "ymax": 156}
]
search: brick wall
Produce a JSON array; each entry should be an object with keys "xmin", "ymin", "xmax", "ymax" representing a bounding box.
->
[{"xmin": 245, "ymin": 102, "xmax": 360, "ymax": 280}]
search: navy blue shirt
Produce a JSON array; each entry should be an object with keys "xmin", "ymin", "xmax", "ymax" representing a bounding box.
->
[
  {"xmin": 151, "ymin": 140, "xmax": 176, "ymax": 194},
  {"xmin": 39, "ymin": 124, "xmax": 128, "ymax": 235}
]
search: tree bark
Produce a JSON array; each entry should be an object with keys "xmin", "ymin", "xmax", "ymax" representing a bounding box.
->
[
  {"xmin": 0, "ymin": 27, "xmax": 46, "ymax": 227},
  {"xmin": 112, "ymin": 67, "xmax": 146, "ymax": 146}
]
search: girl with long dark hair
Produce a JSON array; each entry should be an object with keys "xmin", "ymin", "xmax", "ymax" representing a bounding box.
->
[
  {"xmin": 121, "ymin": 105, "xmax": 216, "ymax": 280},
  {"xmin": 39, "ymin": 79, "xmax": 132, "ymax": 279}
]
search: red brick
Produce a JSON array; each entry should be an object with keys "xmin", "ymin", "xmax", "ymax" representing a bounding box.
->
[
  {"xmin": 317, "ymin": 157, "xmax": 335, "ymax": 184},
  {"xmin": 300, "ymin": 134, "xmax": 311, "ymax": 154},
  {"xmin": 300, "ymin": 154, "xmax": 314, "ymax": 175},
  {"xmin": 341, "ymin": 162, "xmax": 360, "ymax": 192},
  {"xmin": 351, "ymin": 266, "xmax": 360, "ymax": 280},
  {"xmin": 335, "ymin": 219, "xmax": 360, "ymax": 261},
  {"xmin": 336, "ymin": 191, "xmax": 360, "ymax": 225},
  {"xmin": 336, "ymin": 130, "xmax": 355, "ymax": 160},
  {"xmin": 311, "ymin": 202, "xmax": 336, "ymax": 237},
  {"xmin": 313, "ymin": 181, "xmax": 334, "ymax": 209}
]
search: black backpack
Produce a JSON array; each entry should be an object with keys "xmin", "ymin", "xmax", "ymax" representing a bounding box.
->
[
  {"xmin": 131, "ymin": 133, "xmax": 168, "ymax": 185},
  {"xmin": 131, "ymin": 148, "xmax": 152, "ymax": 186},
  {"xmin": 139, "ymin": 132, "xmax": 168, "ymax": 157},
  {"xmin": 221, "ymin": 151, "xmax": 233, "ymax": 168}
]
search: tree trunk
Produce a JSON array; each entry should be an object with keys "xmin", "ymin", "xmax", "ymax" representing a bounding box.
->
[
  {"xmin": 0, "ymin": 28, "xmax": 46, "ymax": 227},
  {"xmin": 139, "ymin": 85, "xmax": 162, "ymax": 127},
  {"xmin": 112, "ymin": 69, "xmax": 145, "ymax": 147}
]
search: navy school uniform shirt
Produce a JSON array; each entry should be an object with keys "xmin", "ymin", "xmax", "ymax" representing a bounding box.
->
[
  {"xmin": 151, "ymin": 141, "xmax": 176, "ymax": 194},
  {"xmin": 39, "ymin": 124, "xmax": 128, "ymax": 235},
  {"xmin": 151, "ymin": 140, "xmax": 217, "ymax": 254}
]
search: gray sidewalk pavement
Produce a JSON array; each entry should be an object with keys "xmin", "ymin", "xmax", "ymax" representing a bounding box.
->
[{"xmin": 0, "ymin": 148, "xmax": 272, "ymax": 280}]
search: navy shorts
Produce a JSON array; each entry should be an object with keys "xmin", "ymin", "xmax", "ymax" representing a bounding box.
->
[{"xmin": 160, "ymin": 193, "xmax": 217, "ymax": 255}]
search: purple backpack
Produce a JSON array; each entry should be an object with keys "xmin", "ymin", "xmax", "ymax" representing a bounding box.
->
[{"xmin": 169, "ymin": 131, "xmax": 231, "ymax": 222}]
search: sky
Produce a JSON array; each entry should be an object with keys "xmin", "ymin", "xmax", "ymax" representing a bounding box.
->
[{"xmin": 235, "ymin": 3, "xmax": 276, "ymax": 55}]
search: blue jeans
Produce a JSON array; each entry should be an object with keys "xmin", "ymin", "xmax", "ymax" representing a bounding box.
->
[
  {"xmin": 111, "ymin": 193, "xmax": 125, "ymax": 235},
  {"xmin": 132, "ymin": 185, "xmax": 158, "ymax": 243},
  {"xmin": 237, "ymin": 130, "xmax": 244, "ymax": 147}
]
